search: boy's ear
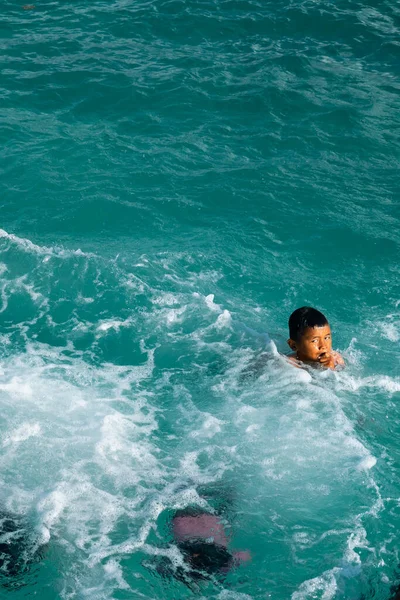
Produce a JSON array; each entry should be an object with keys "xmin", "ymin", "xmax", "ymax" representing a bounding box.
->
[{"xmin": 287, "ymin": 338, "xmax": 297, "ymax": 351}]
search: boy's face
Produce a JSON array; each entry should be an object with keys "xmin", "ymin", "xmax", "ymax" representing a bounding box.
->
[{"xmin": 288, "ymin": 324, "xmax": 333, "ymax": 365}]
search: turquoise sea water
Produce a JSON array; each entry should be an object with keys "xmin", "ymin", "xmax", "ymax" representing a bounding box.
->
[{"xmin": 1, "ymin": 0, "xmax": 399, "ymax": 598}]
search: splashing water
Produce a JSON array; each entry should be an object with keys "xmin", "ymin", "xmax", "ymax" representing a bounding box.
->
[{"xmin": 0, "ymin": 0, "xmax": 399, "ymax": 597}]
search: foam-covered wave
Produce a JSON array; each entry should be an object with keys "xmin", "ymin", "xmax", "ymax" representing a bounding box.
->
[
  {"xmin": 1, "ymin": 0, "xmax": 400, "ymax": 593},
  {"xmin": 0, "ymin": 298, "xmax": 383, "ymax": 600},
  {"xmin": 0, "ymin": 227, "xmax": 394, "ymax": 598}
]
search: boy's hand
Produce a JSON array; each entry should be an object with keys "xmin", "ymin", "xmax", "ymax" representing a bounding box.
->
[
  {"xmin": 318, "ymin": 352, "xmax": 335, "ymax": 369},
  {"xmin": 333, "ymin": 351, "xmax": 345, "ymax": 366},
  {"xmin": 318, "ymin": 351, "xmax": 344, "ymax": 369}
]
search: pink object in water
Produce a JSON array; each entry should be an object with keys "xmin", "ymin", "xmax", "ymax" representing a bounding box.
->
[
  {"xmin": 172, "ymin": 514, "xmax": 229, "ymax": 547},
  {"xmin": 232, "ymin": 550, "xmax": 251, "ymax": 563}
]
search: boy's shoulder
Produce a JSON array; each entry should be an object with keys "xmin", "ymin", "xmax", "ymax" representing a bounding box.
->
[
  {"xmin": 286, "ymin": 353, "xmax": 302, "ymax": 368},
  {"xmin": 286, "ymin": 351, "xmax": 345, "ymax": 370}
]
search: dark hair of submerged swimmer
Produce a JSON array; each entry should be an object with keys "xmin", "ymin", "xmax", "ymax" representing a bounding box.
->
[
  {"xmin": 288, "ymin": 306, "xmax": 328, "ymax": 342},
  {"xmin": 159, "ymin": 507, "xmax": 250, "ymax": 583}
]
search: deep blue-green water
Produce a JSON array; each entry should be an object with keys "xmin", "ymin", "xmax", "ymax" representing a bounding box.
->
[{"xmin": 0, "ymin": 0, "xmax": 399, "ymax": 598}]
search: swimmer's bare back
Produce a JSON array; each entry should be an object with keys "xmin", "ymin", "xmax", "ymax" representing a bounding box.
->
[
  {"xmin": 172, "ymin": 513, "xmax": 251, "ymax": 566},
  {"xmin": 173, "ymin": 514, "xmax": 228, "ymax": 547}
]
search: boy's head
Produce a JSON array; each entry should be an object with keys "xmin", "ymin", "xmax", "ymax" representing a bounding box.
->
[
  {"xmin": 171, "ymin": 508, "xmax": 233, "ymax": 577},
  {"xmin": 287, "ymin": 306, "xmax": 332, "ymax": 364}
]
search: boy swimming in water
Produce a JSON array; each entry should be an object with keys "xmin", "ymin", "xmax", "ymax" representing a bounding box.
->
[
  {"xmin": 155, "ymin": 506, "xmax": 250, "ymax": 586},
  {"xmin": 287, "ymin": 306, "xmax": 344, "ymax": 370},
  {"xmin": 172, "ymin": 507, "xmax": 250, "ymax": 572}
]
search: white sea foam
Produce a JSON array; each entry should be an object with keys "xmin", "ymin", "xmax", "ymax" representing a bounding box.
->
[
  {"xmin": 335, "ymin": 372, "xmax": 400, "ymax": 394},
  {"xmin": 292, "ymin": 568, "xmax": 339, "ymax": 600},
  {"xmin": 189, "ymin": 415, "xmax": 224, "ymax": 439},
  {"xmin": 152, "ymin": 292, "xmax": 180, "ymax": 306},
  {"xmin": 0, "ymin": 228, "xmax": 97, "ymax": 260},
  {"xmin": 217, "ymin": 591, "xmax": 253, "ymax": 600},
  {"xmin": 204, "ymin": 293, "xmax": 221, "ymax": 311},
  {"xmin": 164, "ymin": 305, "xmax": 187, "ymax": 325},
  {"xmin": 95, "ymin": 411, "xmax": 161, "ymax": 488},
  {"xmin": 103, "ymin": 559, "xmax": 130, "ymax": 591},
  {"xmin": 357, "ymin": 456, "xmax": 377, "ymax": 471},
  {"xmin": 97, "ymin": 319, "xmax": 131, "ymax": 332},
  {"xmin": 215, "ymin": 309, "xmax": 232, "ymax": 329},
  {"xmin": 3, "ymin": 422, "xmax": 41, "ymax": 446},
  {"xmin": 380, "ymin": 322, "xmax": 400, "ymax": 342},
  {"xmin": 0, "ymin": 228, "xmax": 53, "ymax": 256},
  {"xmin": 0, "ymin": 271, "xmax": 389, "ymax": 600}
]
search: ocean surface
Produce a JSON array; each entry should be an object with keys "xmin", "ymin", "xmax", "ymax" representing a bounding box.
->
[{"xmin": 0, "ymin": 0, "xmax": 399, "ymax": 598}]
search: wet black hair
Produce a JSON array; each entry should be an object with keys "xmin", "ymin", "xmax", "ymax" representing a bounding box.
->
[
  {"xmin": 288, "ymin": 306, "xmax": 329, "ymax": 342},
  {"xmin": 154, "ymin": 542, "xmax": 233, "ymax": 591},
  {"xmin": 178, "ymin": 540, "xmax": 233, "ymax": 574},
  {"xmin": 172, "ymin": 506, "xmax": 208, "ymax": 519}
]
